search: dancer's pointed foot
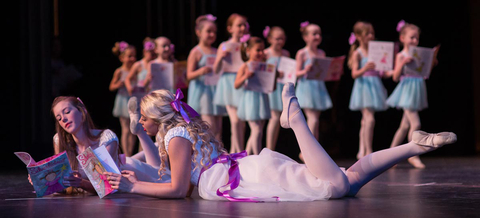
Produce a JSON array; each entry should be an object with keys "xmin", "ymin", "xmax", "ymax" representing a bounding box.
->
[
  {"xmin": 128, "ymin": 97, "xmax": 142, "ymax": 135},
  {"xmin": 280, "ymin": 82, "xmax": 301, "ymax": 129},
  {"xmin": 412, "ymin": 130, "xmax": 457, "ymax": 148},
  {"xmin": 408, "ymin": 156, "xmax": 425, "ymax": 169}
]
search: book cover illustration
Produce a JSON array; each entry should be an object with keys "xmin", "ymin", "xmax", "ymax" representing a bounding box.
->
[
  {"xmin": 150, "ymin": 62, "xmax": 174, "ymax": 91},
  {"xmin": 76, "ymin": 147, "xmax": 117, "ymax": 198},
  {"xmin": 368, "ymin": 41, "xmax": 394, "ymax": 71},
  {"xmin": 174, "ymin": 61, "xmax": 188, "ymax": 89},
  {"xmin": 405, "ymin": 45, "xmax": 440, "ymax": 79},
  {"xmin": 222, "ymin": 42, "xmax": 244, "ymax": 72},
  {"xmin": 245, "ymin": 61, "xmax": 277, "ymax": 93},
  {"xmin": 15, "ymin": 151, "xmax": 72, "ymax": 197},
  {"xmin": 204, "ymin": 56, "xmax": 222, "ymax": 86},
  {"xmin": 277, "ymin": 57, "xmax": 297, "ymax": 85}
]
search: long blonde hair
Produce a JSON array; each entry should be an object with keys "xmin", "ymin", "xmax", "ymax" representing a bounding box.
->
[
  {"xmin": 347, "ymin": 21, "xmax": 374, "ymax": 69},
  {"xmin": 140, "ymin": 90, "xmax": 226, "ymax": 178}
]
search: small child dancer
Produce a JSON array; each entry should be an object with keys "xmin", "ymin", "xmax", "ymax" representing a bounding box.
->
[
  {"xmin": 126, "ymin": 37, "xmax": 156, "ymax": 100},
  {"xmin": 387, "ymin": 20, "xmax": 436, "ymax": 168},
  {"xmin": 212, "ymin": 13, "xmax": 248, "ymax": 153},
  {"xmin": 263, "ymin": 26, "xmax": 291, "ymax": 151},
  {"xmin": 295, "ymin": 21, "xmax": 332, "ymax": 161},
  {"xmin": 347, "ymin": 21, "xmax": 389, "ymax": 159},
  {"xmin": 187, "ymin": 14, "xmax": 227, "ymax": 141},
  {"xmin": 109, "ymin": 41, "xmax": 137, "ymax": 157},
  {"xmin": 145, "ymin": 36, "xmax": 176, "ymax": 93},
  {"xmin": 235, "ymin": 36, "xmax": 271, "ymax": 155}
]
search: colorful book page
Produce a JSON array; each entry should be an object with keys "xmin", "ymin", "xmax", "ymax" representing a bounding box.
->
[
  {"xmin": 368, "ymin": 41, "xmax": 394, "ymax": 71},
  {"xmin": 277, "ymin": 57, "xmax": 297, "ymax": 85},
  {"xmin": 404, "ymin": 45, "xmax": 439, "ymax": 79},
  {"xmin": 174, "ymin": 61, "xmax": 188, "ymax": 89},
  {"xmin": 306, "ymin": 57, "xmax": 331, "ymax": 80},
  {"xmin": 15, "ymin": 151, "xmax": 72, "ymax": 197},
  {"xmin": 324, "ymin": 56, "xmax": 346, "ymax": 81},
  {"xmin": 77, "ymin": 147, "xmax": 116, "ymax": 198},
  {"xmin": 222, "ymin": 42, "xmax": 244, "ymax": 72},
  {"xmin": 92, "ymin": 146, "xmax": 120, "ymax": 175},
  {"xmin": 204, "ymin": 56, "xmax": 222, "ymax": 86},
  {"xmin": 244, "ymin": 62, "xmax": 276, "ymax": 93}
]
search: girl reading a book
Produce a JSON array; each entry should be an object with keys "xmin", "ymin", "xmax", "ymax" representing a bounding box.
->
[
  {"xmin": 386, "ymin": 20, "xmax": 438, "ymax": 168},
  {"xmin": 105, "ymin": 84, "xmax": 456, "ymax": 201},
  {"xmin": 347, "ymin": 21, "xmax": 389, "ymax": 159},
  {"xmin": 212, "ymin": 13, "xmax": 247, "ymax": 153},
  {"xmin": 294, "ymin": 21, "xmax": 332, "ymax": 161},
  {"xmin": 186, "ymin": 14, "xmax": 226, "ymax": 141},
  {"xmin": 263, "ymin": 26, "xmax": 291, "ymax": 151},
  {"xmin": 234, "ymin": 35, "xmax": 270, "ymax": 155}
]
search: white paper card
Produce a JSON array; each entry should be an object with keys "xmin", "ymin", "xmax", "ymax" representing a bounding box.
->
[
  {"xmin": 277, "ymin": 57, "xmax": 297, "ymax": 84},
  {"xmin": 245, "ymin": 62, "xmax": 277, "ymax": 93},
  {"xmin": 150, "ymin": 62, "xmax": 174, "ymax": 91},
  {"xmin": 368, "ymin": 41, "xmax": 394, "ymax": 71}
]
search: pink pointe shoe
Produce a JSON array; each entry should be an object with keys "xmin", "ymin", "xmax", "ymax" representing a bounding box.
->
[
  {"xmin": 280, "ymin": 83, "xmax": 301, "ymax": 129},
  {"xmin": 412, "ymin": 130, "xmax": 457, "ymax": 148}
]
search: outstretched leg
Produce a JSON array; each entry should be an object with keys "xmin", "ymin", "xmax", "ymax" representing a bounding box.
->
[
  {"xmin": 280, "ymin": 83, "xmax": 350, "ymax": 198},
  {"xmin": 345, "ymin": 131, "xmax": 456, "ymax": 196}
]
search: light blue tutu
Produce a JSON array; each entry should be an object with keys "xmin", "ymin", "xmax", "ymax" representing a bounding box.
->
[
  {"xmin": 349, "ymin": 76, "xmax": 388, "ymax": 111},
  {"xmin": 213, "ymin": 72, "xmax": 244, "ymax": 107},
  {"xmin": 295, "ymin": 78, "xmax": 332, "ymax": 110},
  {"xmin": 386, "ymin": 77, "xmax": 428, "ymax": 111},
  {"xmin": 268, "ymin": 83, "xmax": 284, "ymax": 111},
  {"xmin": 112, "ymin": 93, "xmax": 129, "ymax": 118},
  {"xmin": 188, "ymin": 77, "xmax": 227, "ymax": 116},
  {"xmin": 237, "ymin": 90, "xmax": 271, "ymax": 120}
]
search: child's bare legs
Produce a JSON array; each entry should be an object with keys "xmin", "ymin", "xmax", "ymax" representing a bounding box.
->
[
  {"xmin": 266, "ymin": 110, "xmax": 281, "ymax": 150},
  {"xmin": 357, "ymin": 117, "xmax": 366, "ymax": 159},
  {"xmin": 345, "ymin": 130, "xmax": 456, "ymax": 196},
  {"xmin": 215, "ymin": 116, "xmax": 223, "ymax": 141},
  {"xmin": 390, "ymin": 110, "xmax": 424, "ymax": 168},
  {"xmin": 361, "ymin": 108, "xmax": 375, "ymax": 157},
  {"xmin": 202, "ymin": 114, "xmax": 224, "ymax": 142},
  {"xmin": 280, "ymin": 83, "xmax": 350, "ymax": 198},
  {"xmin": 226, "ymin": 106, "xmax": 246, "ymax": 153},
  {"xmin": 245, "ymin": 120, "xmax": 265, "ymax": 155},
  {"xmin": 119, "ymin": 117, "xmax": 136, "ymax": 157}
]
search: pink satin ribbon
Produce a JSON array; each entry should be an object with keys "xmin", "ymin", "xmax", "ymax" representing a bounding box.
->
[
  {"xmin": 170, "ymin": 88, "xmax": 199, "ymax": 123},
  {"xmin": 200, "ymin": 151, "xmax": 279, "ymax": 202}
]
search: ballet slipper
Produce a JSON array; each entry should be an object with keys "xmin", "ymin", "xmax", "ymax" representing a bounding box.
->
[
  {"xmin": 128, "ymin": 97, "xmax": 142, "ymax": 135},
  {"xmin": 412, "ymin": 130, "xmax": 457, "ymax": 148},
  {"xmin": 408, "ymin": 156, "xmax": 425, "ymax": 169},
  {"xmin": 280, "ymin": 83, "xmax": 301, "ymax": 129}
]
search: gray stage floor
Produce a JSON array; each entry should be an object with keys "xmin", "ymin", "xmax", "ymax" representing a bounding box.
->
[{"xmin": 2, "ymin": 156, "xmax": 480, "ymax": 218}]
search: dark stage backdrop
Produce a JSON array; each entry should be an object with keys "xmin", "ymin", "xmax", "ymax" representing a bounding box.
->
[{"xmin": 4, "ymin": 0, "xmax": 477, "ymax": 170}]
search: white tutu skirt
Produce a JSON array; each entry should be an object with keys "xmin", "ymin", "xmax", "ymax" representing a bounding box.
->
[{"xmin": 198, "ymin": 148, "xmax": 333, "ymax": 202}]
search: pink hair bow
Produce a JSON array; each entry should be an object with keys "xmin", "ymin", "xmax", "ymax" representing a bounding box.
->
[
  {"xmin": 263, "ymin": 26, "xmax": 270, "ymax": 38},
  {"xmin": 396, "ymin": 20, "xmax": 406, "ymax": 32},
  {"xmin": 300, "ymin": 21, "xmax": 309, "ymax": 28},
  {"xmin": 119, "ymin": 41, "xmax": 129, "ymax": 52},
  {"xmin": 170, "ymin": 88, "xmax": 199, "ymax": 123},
  {"xmin": 245, "ymin": 22, "xmax": 250, "ymax": 32},
  {"xmin": 240, "ymin": 34, "xmax": 250, "ymax": 43},
  {"xmin": 144, "ymin": 41, "xmax": 155, "ymax": 51},
  {"xmin": 348, "ymin": 32, "xmax": 356, "ymax": 45},
  {"xmin": 206, "ymin": 14, "xmax": 217, "ymax": 21},
  {"xmin": 169, "ymin": 44, "xmax": 175, "ymax": 53}
]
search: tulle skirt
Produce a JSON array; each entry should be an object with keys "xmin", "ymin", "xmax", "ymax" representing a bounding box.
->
[
  {"xmin": 268, "ymin": 83, "xmax": 284, "ymax": 112},
  {"xmin": 386, "ymin": 77, "xmax": 428, "ymax": 111},
  {"xmin": 213, "ymin": 73, "xmax": 244, "ymax": 108},
  {"xmin": 237, "ymin": 90, "xmax": 271, "ymax": 121},
  {"xmin": 349, "ymin": 76, "xmax": 388, "ymax": 111},
  {"xmin": 295, "ymin": 78, "xmax": 332, "ymax": 111},
  {"xmin": 188, "ymin": 78, "xmax": 227, "ymax": 116}
]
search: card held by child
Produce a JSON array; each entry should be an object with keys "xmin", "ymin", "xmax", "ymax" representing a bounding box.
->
[
  {"xmin": 15, "ymin": 151, "xmax": 72, "ymax": 197},
  {"xmin": 204, "ymin": 56, "xmax": 222, "ymax": 86},
  {"xmin": 277, "ymin": 57, "xmax": 297, "ymax": 84},
  {"xmin": 404, "ymin": 45, "xmax": 439, "ymax": 79},
  {"xmin": 150, "ymin": 62, "xmax": 174, "ymax": 92},
  {"xmin": 245, "ymin": 61, "xmax": 277, "ymax": 93},
  {"xmin": 222, "ymin": 42, "xmax": 244, "ymax": 73},
  {"xmin": 368, "ymin": 41, "xmax": 394, "ymax": 71}
]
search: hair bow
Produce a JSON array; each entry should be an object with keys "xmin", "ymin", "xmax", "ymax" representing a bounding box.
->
[
  {"xmin": 144, "ymin": 41, "xmax": 155, "ymax": 51},
  {"xmin": 348, "ymin": 32, "xmax": 356, "ymax": 45},
  {"xmin": 119, "ymin": 41, "xmax": 129, "ymax": 52},
  {"xmin": 206, "ymin": 14, "xmax": 217, "ymax": 21},
  {"xmin": 396, "ymin": 20, "xmax": 406, "ymax": 32},
  {"xmin": 170, "ymin": 89, "xmax": 199, "ymax": 123},
  {"xmin": 263, "ymin": 26, "xmax": 270, "ymax": 38},
  {"xmin": 169, "ymin": 44, "xmax": 175, "ymax": 53},
  {"xmin": 240, "ymin": 34, "xmax": 251, "ymax": 43},
  {"xmin": 300, "ymin": 21, "xmax": 310, "ymax": 28}
]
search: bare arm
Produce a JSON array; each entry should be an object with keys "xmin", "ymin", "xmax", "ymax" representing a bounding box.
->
[
  {"xmin": 107, "ymin": 137, "xmax": 192, "ymax": 198},
  {"xmin": 350, "ymin": 51, "xmax": 375, "ymax": 79},
  {"xmin": 295, "ymin": 50, "xmax": 310, "ymax": 77},
  {"xmin": 186, "ymin": 48, "xmax": 209, "ymax": 80},
  {"xmin": 213, "ymin": 43, "xmax": 228, "ymax": 74},
  {"xmin": 234, "ymin": 64, "xmax": 251, "ymax": 89},
  {"xmin": 109, "ymin": 69, "xmax": 124, "ymax": 91},
  {"xmin": 391, "ymin": 53, "xmax": 410, "ymax": 82},
  {"xmin": 125, "ymin": 62, "xmax": 140, "ymax": 96}
]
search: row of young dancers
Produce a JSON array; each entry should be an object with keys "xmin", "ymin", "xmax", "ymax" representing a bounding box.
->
[{"xmin": 109, "ymin": 13, "xmax": 437, "ymax": 168}]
